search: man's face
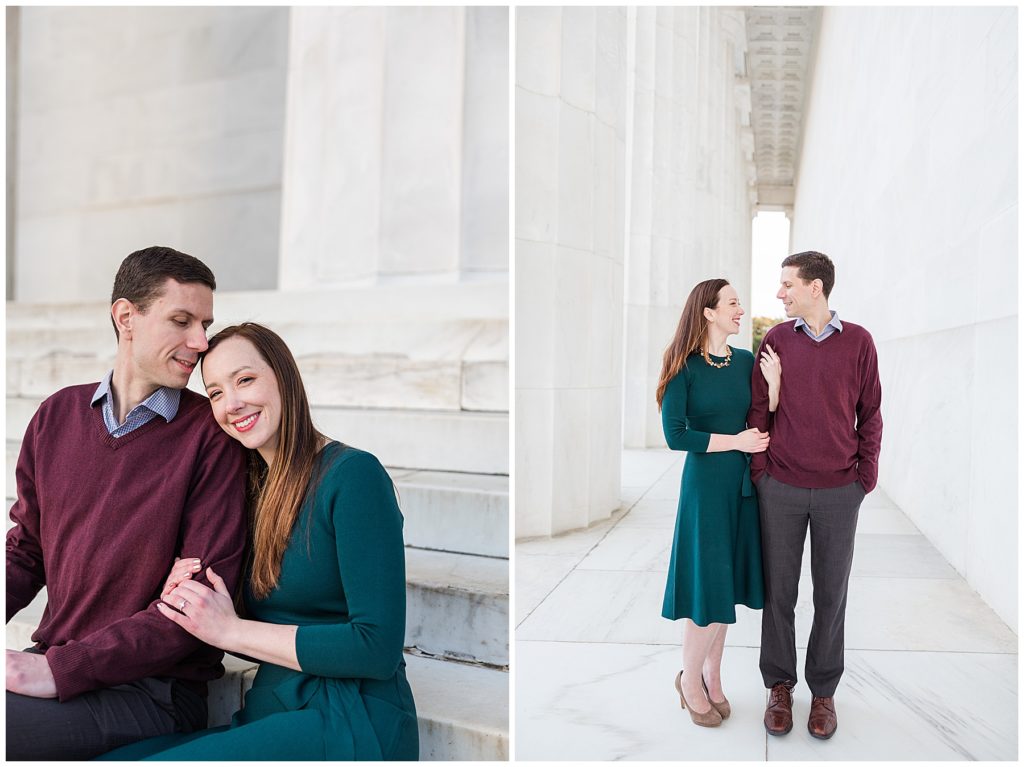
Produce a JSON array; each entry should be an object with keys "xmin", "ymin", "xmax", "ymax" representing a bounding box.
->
[
  {"xmin": 126, "ymin": 278, "xmax": 214, "ymax": 390},
  {"xmin": 776, "ymin": 266, "xmax": 817, "ymax": 319}
]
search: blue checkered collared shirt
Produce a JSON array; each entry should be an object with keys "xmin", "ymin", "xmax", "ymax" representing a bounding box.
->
[
  {"xmin": 90, "ymin": 370, "xmax": 182, "ymax": 437},
  {"xmin": 794, "ymin": 310, "xmax": 843, "ymax": 342}
]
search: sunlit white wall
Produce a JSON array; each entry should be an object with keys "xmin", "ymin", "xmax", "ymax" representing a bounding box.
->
[{"xmin": 790, "ymin": 6, "xmax": 1017, "ymax": 628}]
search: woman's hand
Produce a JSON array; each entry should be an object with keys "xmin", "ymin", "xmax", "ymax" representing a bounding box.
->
[
  {"xmin": 161, "ymin": 557, "xmax": 202, "ymax": 600},
  {"xmin": 734, "ymin": 427, "xmax": 770, "ymax": 453},
  {"xmin": 760, "ymin": 344, "xmax": 782, "ymax": 412},
  {"xmin": 760, "ymin": 344, "xmax": 781, "ymax": 390},
  {"xmin": 157, "ymin": 567, "xmax": 241, "ymax": 650}
]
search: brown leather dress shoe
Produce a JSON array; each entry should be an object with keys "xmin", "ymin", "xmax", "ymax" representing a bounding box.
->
[
  {"xmin": 808, "ymin": 696, "xmax": 837, "ymax": 739},
  {"xmin": 764, "ymin": 683, "xmax": 793, "ymax": 735}
]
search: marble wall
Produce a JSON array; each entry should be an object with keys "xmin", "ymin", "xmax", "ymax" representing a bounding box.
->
[
  {"xmin": 623, "ymin": 7, "xmax": 756, "ymax": 449},
  {"xmin": 516, "ymin": 8, "xmax": 629, "ymax": 538},
  {"xmin": 11, "ymin": 7, "xmax": 290, "ymax": 300},
  {"xmin": 789, "ymin": 7, "xmax": 1018, "ymax": 629},
  {"xmin": 278, "ymin": 7, "xmax": 509, "ymax": 289}
]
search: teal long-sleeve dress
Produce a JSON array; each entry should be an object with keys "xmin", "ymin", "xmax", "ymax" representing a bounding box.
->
[
  {"xmin": 661, "ymin": 349, "xmax": 764, "ymax": 626},
  {"xmin": 100, "ymin": 443, "xmax": 419, "ymax": 761}
]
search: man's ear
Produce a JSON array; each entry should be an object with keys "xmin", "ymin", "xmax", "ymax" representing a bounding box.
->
[
  {"xmin": 811, "ymin": 278, "xmax": 824, "ymax": 298},
  {"xmin": 111, "ymin": 298, "xmax": 134, "ymax": 340}
]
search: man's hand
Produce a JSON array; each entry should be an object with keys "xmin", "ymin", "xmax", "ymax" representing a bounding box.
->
[{"xmin": 6, "ymin": 650, "xmax": 58, "ymax": 698}]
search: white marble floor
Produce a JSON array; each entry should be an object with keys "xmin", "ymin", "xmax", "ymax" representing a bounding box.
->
[{"xmin": 515, "ymin": 449, "xmax": 1018, "ymax": 761}]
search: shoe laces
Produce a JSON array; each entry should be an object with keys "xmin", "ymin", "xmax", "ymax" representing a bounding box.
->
[
  {"xmin": 811, "ymin": 696, "xmax": 835, "ymax": 713},
  {"xmin": 769, "ymin": 684, "xmax": 791, "ymax": 707}
]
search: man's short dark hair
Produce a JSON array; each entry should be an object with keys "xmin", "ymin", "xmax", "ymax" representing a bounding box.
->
[
  {"xmin": 781, "ymin": 250, "xmax": 835, "ymax": 299},
  {"xmin": 110, "ymin": 246, "xmax": 217, "ymax": 338}
]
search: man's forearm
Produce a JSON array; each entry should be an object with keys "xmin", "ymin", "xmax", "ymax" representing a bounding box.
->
[{"xmin": 45, "ymin": 604, "xmax": 209, "ymax": 701}]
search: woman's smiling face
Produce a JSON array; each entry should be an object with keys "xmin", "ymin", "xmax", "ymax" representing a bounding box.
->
[
  {"xmin": 202, "ymin": 336, "xmax": 282, "ymax": 464},
  {"xmin": 706, "ymin": 283, "xmax": 744, "ymax": 337}
]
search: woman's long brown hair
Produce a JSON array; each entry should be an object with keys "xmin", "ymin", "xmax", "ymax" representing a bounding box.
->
[
  {"xmin": 655, "ymin": 278, "xmax": 729, "ymax": 409},
  {"xmin": 202, "ymin": 323, "xmax": 327, "ymax": 600}
]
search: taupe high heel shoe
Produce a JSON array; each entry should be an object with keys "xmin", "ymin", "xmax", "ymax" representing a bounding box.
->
[
  {"xmin": 701, "ymin": 674, "xmax": 731, "ymax": 720},
  {"xmin": 674, "ymin": 670, "xmax": 723, "ymax": 727}
]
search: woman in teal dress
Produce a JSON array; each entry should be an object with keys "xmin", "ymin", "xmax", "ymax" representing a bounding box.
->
[
  {"xmin": 101, "ymin": 323, "xmax": 418, "ymax": 760},
  {"xmin": 656, "ymin": 278, "xmax": 780, "ymax": 728}
]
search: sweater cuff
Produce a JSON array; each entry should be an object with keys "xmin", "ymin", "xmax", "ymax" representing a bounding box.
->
[
  {"xmin": 45, "ymin": 642, "xmax": 97, "ymax": 702},
  {"xmin": 857, "ymin": 463, "xmax": 877, "ymax": 494}
]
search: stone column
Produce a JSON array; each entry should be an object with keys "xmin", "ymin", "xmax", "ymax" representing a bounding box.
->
[
  {"xmin": 279, "ymin": 7, "xmax": 508, "ymax": 289},
  {"xmin": 622, "ymin": 8, "xmax": 756, "ymax": 448},
  {"xmin": 516, "ymin": 7, "xmax": 628, "ymax": 538},
  {"xmin": 11, "ymin": 7, "xmax": 289, "ymax": 300},
  {"xmin": 461, "ymin": 8, "xmax": 510, "ymax": 277}
]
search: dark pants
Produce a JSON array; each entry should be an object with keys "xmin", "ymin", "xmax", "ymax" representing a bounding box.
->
[
  {"xmin": 6, "ymin": 652, "xmax": 206, "ymax": 761},
  {"xmin": 757, "ymin": 474, "xmax": 865, "ymax": 698}
]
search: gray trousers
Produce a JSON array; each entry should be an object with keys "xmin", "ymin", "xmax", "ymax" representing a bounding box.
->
[
  {"xmin": 757, "ymin": 474, "xmax": 865, "ymax": 698},
  {"xmin": 5, "ymin": 649, "xmax": 207, "ymax": 761}
]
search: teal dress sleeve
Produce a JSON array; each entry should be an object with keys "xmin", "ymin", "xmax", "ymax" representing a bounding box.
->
[
  {"xmin": 662, "ymin": 366, "xmax": 713, "ymax": 452},
  {"xmin": 294, "ymin": 451, "xmax": 407, "ymax": 681}
]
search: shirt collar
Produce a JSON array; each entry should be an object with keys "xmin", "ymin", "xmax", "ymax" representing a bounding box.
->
[
  {"xmin": 91, "ymin": 370, "xmax": 182, "ymax": 423},
  {"xmin": 794, "ymin": 310, "xmax": 842, "ymax": 333}
]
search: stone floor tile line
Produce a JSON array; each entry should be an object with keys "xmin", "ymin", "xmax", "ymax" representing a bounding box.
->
[
  {"xmin": 516, "ymin": 448, "xmax": 1018, "ymax": 761},
  {"xmin": 514, "ymin": 456, "xmax": 682, "ymax": 630}
]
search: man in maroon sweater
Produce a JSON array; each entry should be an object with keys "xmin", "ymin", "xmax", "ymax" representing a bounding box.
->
[
  {"xmin": 748, "ymin": 251, "xmax": 882, "ymax": 741},
  {"xmin": 6, "ymin": 247, "xmax": 247, "ymax": 759}
]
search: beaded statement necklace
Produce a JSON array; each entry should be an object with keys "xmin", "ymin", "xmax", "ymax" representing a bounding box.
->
[{"xmin": 702, "ymin": 345, "xmax": 732, "ymax": 368}]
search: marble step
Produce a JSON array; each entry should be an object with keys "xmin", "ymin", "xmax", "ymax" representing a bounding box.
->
[
  {"xmin": 6, "ymin": 318, "xmax": 507, "ymax": 365},
  {"xmin": 7, "ymin": 546, "xmax": 508, "ymax": 668},
  {"xmin": 5, "ymin": 281, "xmax": 508, "ymax": 330},
  {"xmin": 310, "ymin": 406, "xmax": 508, "ymax": 475},
  {"xmin": 6, "ymin": 350, "xmax": 507, "ymax": 413},
  {"xmin": 405, "ymin": 548, "xmax": 509, "ymax": 667},
  {"xmin": 6, "ymin": 285, "xmax": 508, "ymax": 415},
  {"xmin": 392, "ymin": 470, "xmax": 508, "ymax": 559},
  {"xmin": 403, "ymin": 652, "xmax": 508, "ymax": 760},
  {"xmin": 6, "ymin": 397, "xmax": 509, "ymax": 475},
  {"xmin": 6, "ymin": 443, "xmax": 506, "ymax": 559}
]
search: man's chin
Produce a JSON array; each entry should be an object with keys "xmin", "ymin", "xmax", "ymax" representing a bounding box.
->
[{"xmin": 165, "ymin": 373, "xmax": 193, "ymax": 389}]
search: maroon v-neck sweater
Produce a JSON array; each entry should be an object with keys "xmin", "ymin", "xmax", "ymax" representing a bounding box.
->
[
  {"xmin": 6, "ymin": 384, "xmax": 247, "ymax": 701},
  {"xmin": 748, "ymin": 319, "xmax": 883, "ymax": 492}
]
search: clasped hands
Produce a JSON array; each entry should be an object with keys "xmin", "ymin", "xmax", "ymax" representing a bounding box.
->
[
  {"xmin": 5, "ymin": 559, "xmax": 237, "ymax": 699},
  {"xmin": 157, "ymin": 559, "xmax": 241, "ymax": 649}
]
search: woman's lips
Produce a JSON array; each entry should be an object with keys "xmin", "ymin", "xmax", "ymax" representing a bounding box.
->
[{"xmin": 233, "ymin": 412, "xmax": 259, "ymax": 432}]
